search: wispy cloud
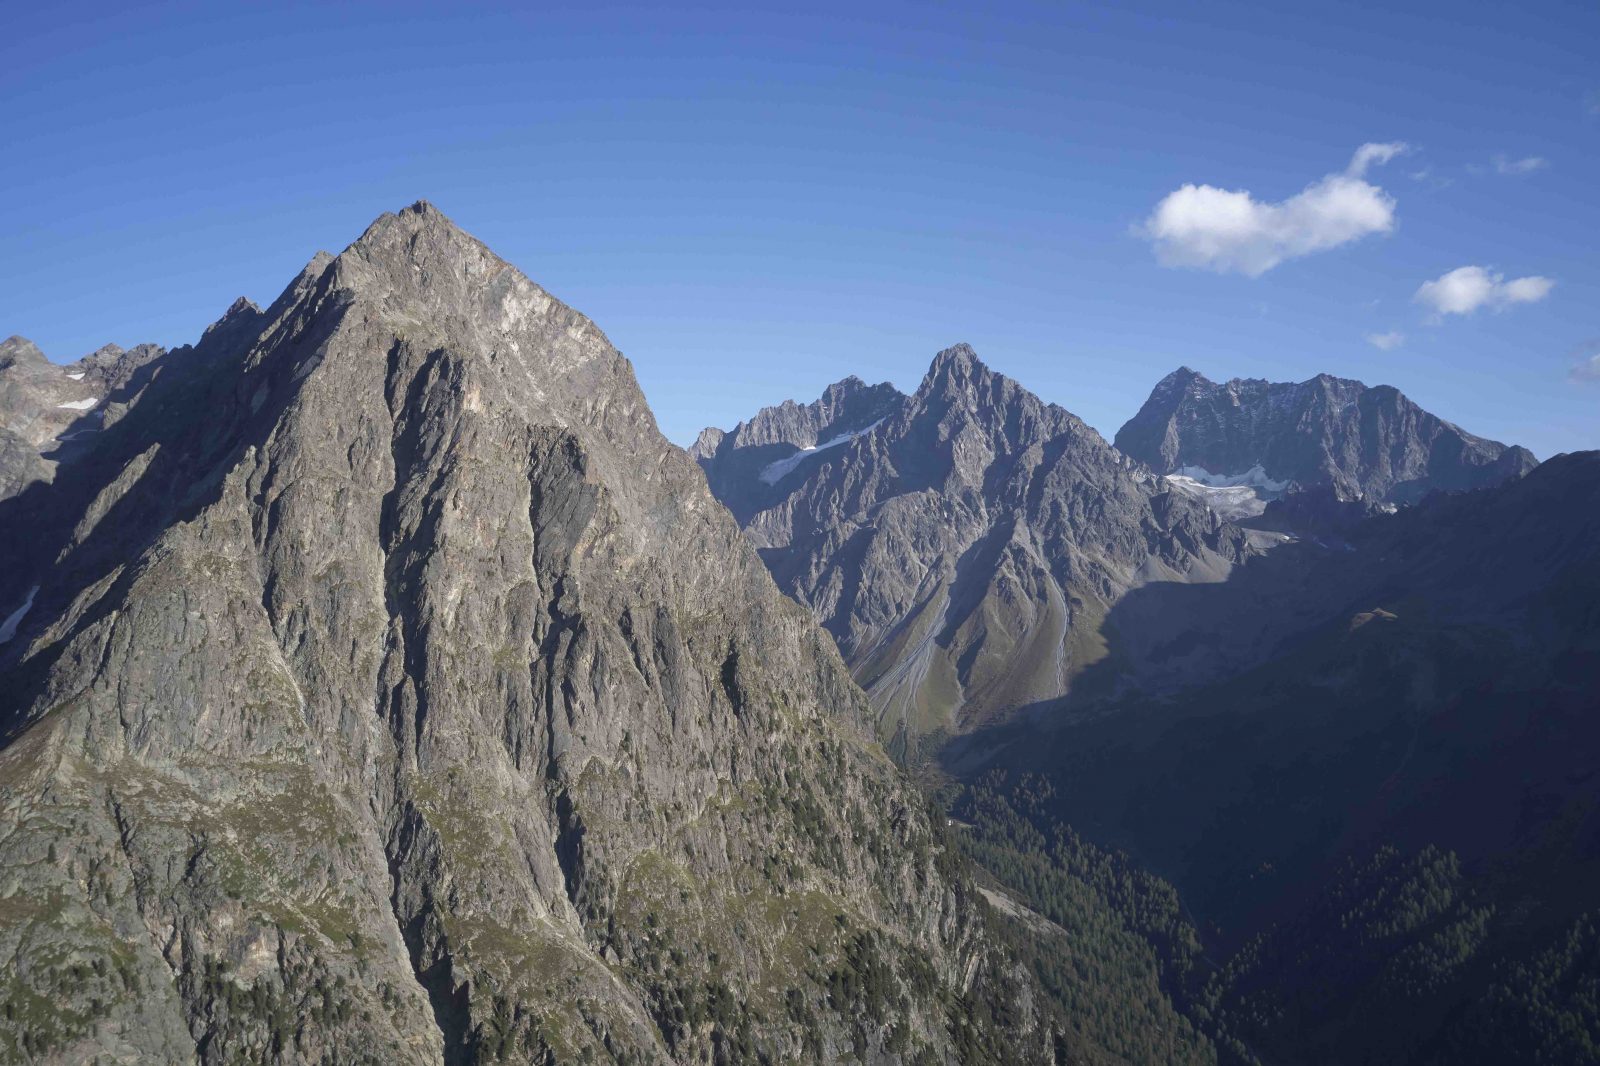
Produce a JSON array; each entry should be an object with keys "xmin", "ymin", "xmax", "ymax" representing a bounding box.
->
[
  {"xmin": 1139, "ymin": 144, "xmax": 1404, "ymax": 277},
  {"xmin": 1568, "ymin": 341, "xmax": 1600, "ymax": 384},
  {"xmin": 1570, "ymin": 355, "xmax": 1600, "ymax": 384},
  {"xmin": 1348, "ymin": 142, "xmax": 1411, "ymax": 178},
  {"xmin": 1365, "ymin": 331, "xmax": 1405, "ymax": 351},
  {"xmin": 1415, "ymin": 266, "xmax": 1555, "ymax": 318},
  {"xmin": 1407, "ymin": 165, "xmax": 1453, "ymax": 190},
  {"xmin": 1492, "ymin": 154, "xmax": 1548, "ymax": 175}
]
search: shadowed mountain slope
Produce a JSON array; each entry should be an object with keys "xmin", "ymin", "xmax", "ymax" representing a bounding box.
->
[{"xmin": 955, "ymin": 450, "xmax": 1600, "ymax": 1064}]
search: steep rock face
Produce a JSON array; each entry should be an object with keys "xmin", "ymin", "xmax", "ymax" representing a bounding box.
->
[
  {"xmin": 0, "ymin": 204, "xmax": 1050, "ymax": 1065},
  {"xmin": 0, "ymin": 427, "xmax": 52, "ymax": 499},
  {"xmin": 1114, "ymin": 367, "xmax": 1537, "ymax": 511},
  {"xmin": 696, "ymin": 346, "xmax": 1250, "ymax": 744}
]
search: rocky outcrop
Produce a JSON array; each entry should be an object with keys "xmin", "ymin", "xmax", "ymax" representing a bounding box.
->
[
  {"xmin": 1114, "ymin": 367, "xmax": 1537, "ymax": 512},
  {"xmin": 695, "ymin": 346, "xmax": 1250, "ymax": 745},
  {"xmin": 0, "ymin": 204, "xmax": 1052, "ymax": 1064},
  {"xmin": 0, "ymin": 335, "xmax": 171, "ymax": 501},
  {"xmin": 691, "ymin": 375, "xmax": 903, "ymax": 525}
]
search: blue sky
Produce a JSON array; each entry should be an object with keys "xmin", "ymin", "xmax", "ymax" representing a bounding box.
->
[{"xmin": 2, "ymin": 1, "xmax": 1596, "ymax": 457}]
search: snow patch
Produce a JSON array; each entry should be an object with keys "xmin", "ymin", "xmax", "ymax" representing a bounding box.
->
[
  {"xmin": 56, "ymin": 398, "xmax": 97, "ymax": 411},
  {"xmin": 0, "ymin": 586, "xmax": 39, "ymax": 645},
  {"xmin": 1174, "ymin": 463, "xmax": 1291, "ymax": 493},
  {"xmin": 1165, "ymin": 464, "xmax": 1292, "ymax": 521},
  {"xmin": 65, "ymin": 371, "xmax": 85, "ymax": 381},
  {"xmin": 758, "ymin": 418, "xmax": 885, "ymax": 485},
  {"xmin": 1165, "ymin": 476, "xmax": 1267, "ymax": 520}
]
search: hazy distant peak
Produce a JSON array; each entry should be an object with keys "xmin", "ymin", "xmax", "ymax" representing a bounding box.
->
[{"xmin": 0, "ymin": 336, "xmax": 48, "ymax": 370}]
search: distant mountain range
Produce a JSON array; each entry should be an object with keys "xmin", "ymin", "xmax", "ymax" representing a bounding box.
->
[
  {"xmin": 695, "ymin": 343, "xmax": 1596, "ymax": 1065},
  {"xmin": 1113, "ymin": 365, "xmax": 1538, "ymax": 521},
  {"xmin": 692, "ymin": 346, "xmax": 1248, "ymax": 748},
  {"xmin": 691, "ymin": 348, "xmax": 1542, "ymax": 746}
]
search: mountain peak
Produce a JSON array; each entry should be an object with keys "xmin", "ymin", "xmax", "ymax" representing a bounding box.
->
[
  {"xmin": 202, "ymin": 296, "xmax": 264, "ymax": 339},
  {"xmin": 0, "ymin": 336, "xmax": 48, "ymax": 370},
  {"xmin": 687, "ymin": 425, "xmax": 726, "ymax": 460},
  {"xmin": 1154, "ymin": 365, "xmax": 1212, "ymax": 394},
  {"xmin": 920, "ymin": 343, "xmax": 996, "ymax": 396},
  {"xmin": 929, "ymin": 341, "xmax": 981, "ymax": 371},
  {"xmin": 338, "ymin": 201, "xmax": 525, "ymax": 314},
  {"xmin": 1303, "ymin": 370, "xmax": 1362, "ymax": 392},
  {"xmin": 351, "ymin": 199, "xmax": 480, "ymax": 254},
  {"xmin": 818, "ymin": 373, "xmax": 897, "ymax": 408}
]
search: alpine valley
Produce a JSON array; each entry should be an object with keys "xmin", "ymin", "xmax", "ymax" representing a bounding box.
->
[{"xmin": 3, "ymin": 204, "xmax": 1597, "ymax": 1066}]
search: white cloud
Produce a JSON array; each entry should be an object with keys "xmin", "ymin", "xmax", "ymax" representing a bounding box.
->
[
  {"xmin": 1140, "ymin": 145, "xmax": 1403, "ymax": 277},
  {"xmin": 1347, "ymin": 142, "xmax": 1410, "ymax": 178},
  {"xmin": 1414, "ymin": 266, "xmax": 1554, "ymax": 317},
  {"xmin": 1492, "ymin": 154, "xmax": 1548, "ymax": 175},
  {"xmin": 1500, "ymin": 275, "xmax": 1556, "ymax": 303},
  {"xmin": 1365, "ymin": 331, "xmax": 1405, "ymax": 350}
]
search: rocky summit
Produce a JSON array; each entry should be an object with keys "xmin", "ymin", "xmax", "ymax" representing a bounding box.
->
[
  {"xmin": 693, "ymin": 346, "xmax": 1250, "ymax": 747},
  {"xmin": 0, "ymin": 204, "xmax": 1057, "ymax": 1065}
]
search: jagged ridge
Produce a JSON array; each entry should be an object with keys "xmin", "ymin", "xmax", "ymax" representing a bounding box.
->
[
  {"xmin": 1114, "ymin": 366, "xmax": 1537, "ymax": 507},
  {"xmin": 695, "ymin": 344, "xmax": 1250, "ymax": 744}
]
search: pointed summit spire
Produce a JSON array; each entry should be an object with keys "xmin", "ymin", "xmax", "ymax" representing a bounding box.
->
[
  {"xmin": 919, "ymin": 343, "xmax": 995, "ymax": 397},
  {"xmin": 1153, "ymin": 366, "xmax": 1210, "ymax": 394},
  {"xmin": 929, "ymin": 342, "xmax": 982, "ymax": 374},
  {"xmin": 340, "ymin": 200, "xmax": 521, "ymax": 309},
  {"xmin": 202, "ymin": 296, "xmax": 264, "ymax": 339},
  {"xmin": 350, "ymin": 199, "xmax": 481, "ymax": 253}
]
